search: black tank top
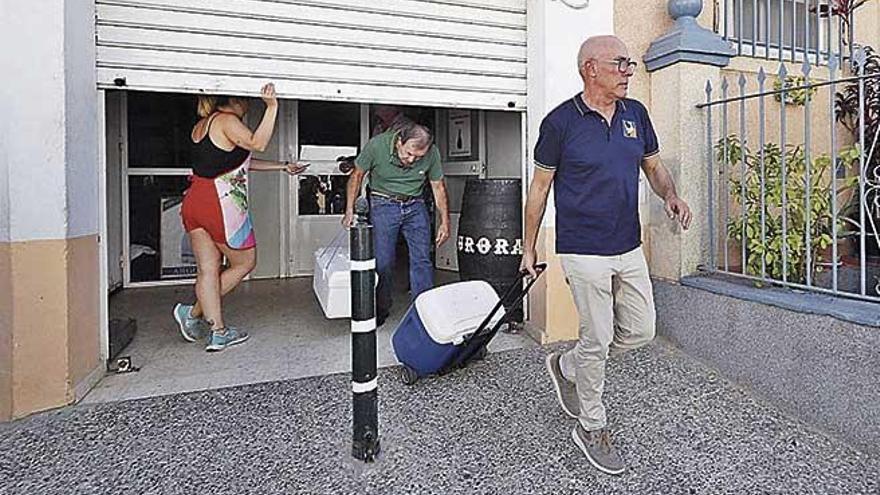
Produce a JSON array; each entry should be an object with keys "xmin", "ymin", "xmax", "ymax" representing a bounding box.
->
[{"xmin": 192, "ymin": 113, "xmax": 250, "ymax": 178}]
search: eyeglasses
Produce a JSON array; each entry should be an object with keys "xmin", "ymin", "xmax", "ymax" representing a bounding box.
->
[{"xmin": 591, "ymin": 58, "xmax": 638, "ymax": 74}]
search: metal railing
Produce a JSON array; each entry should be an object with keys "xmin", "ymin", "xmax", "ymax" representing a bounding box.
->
[
  {"xmin": 699, "ymin": 48, "xmax": 880, "ymax": 302},
  {"xmin": 716, "ymin": 0, "xmax": 854, "ymax": 65}
]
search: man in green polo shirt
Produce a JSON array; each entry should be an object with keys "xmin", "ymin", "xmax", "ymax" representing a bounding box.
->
[{"xmin": 343, "ymin": 118, "xmax": 450, "ymax": 326}]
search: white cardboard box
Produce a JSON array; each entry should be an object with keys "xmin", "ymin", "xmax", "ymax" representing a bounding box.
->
[{"xmin": 312, "ymin": 244, "xmax": 379, "ymax": 319}]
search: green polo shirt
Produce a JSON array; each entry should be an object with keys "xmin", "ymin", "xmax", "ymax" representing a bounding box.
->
[{"xmin": 355, "ymin": 130, "xmax": 443, "ymax": 197}]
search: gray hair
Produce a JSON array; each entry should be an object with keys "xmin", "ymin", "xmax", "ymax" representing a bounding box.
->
[{"xmin": 392, "ymin": 117, "xmax": 434, "ymax": 149}]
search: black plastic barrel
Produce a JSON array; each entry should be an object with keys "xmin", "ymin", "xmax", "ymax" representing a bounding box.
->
[{"xmin": 457, "ymin": 178, "xmax": 523, "ymax": 322}]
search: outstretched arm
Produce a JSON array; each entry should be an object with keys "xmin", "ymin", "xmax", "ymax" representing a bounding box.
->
[{"xmin": 249, "ymin": 158, "xmax": 308, "ymax": 175}]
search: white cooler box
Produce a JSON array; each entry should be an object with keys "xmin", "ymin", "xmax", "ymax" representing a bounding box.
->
[{"xmin": 312, "ymin": 244, "xmax": 378, "ymax": 319}]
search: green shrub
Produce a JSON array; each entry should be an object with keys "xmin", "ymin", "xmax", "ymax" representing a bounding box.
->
[{"xmin": 716, "ymin": 135, "xmax": 858, "ymax": 282}]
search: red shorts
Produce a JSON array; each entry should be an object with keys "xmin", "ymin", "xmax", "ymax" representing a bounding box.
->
[{"xmin": 181, "ymin": 176, "xmax": 240, "ymax": 248}]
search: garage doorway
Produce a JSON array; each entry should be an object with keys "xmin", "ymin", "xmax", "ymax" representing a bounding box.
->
[{"xmin": 94, "ymin": 90, "xmax": 532, "ymax": 403}]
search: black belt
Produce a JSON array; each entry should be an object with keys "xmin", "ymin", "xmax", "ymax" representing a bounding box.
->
[{"xmin": 371, "ymin": 191, "xmax": 419, "ymax": 202}]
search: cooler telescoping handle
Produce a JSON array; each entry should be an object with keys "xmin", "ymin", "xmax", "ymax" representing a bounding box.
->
[
  {"xmin": 445, "ymin": 263, "xmax": 548, "ymax": 372},
  {"xmin": 471, "ymin": 263, "xmax": 548, "ymax": 340}
]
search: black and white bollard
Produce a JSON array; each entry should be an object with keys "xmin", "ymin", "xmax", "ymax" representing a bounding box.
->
[{"xmin": 350, "ymin": 197, "xmax": 380, "ymax": 462}]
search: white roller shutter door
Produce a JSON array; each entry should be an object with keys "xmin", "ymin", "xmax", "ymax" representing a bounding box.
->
[{"xmin": 96, "ymin": 0, "xmax": 527, "ymax": 110}]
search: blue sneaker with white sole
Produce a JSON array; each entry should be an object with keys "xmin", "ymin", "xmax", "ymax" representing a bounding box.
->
[
  {"xmin": 173, "ymin": 303, "xmax": 208, "ymax": 342},
  {"xmin": 205, "ymin": 327, "xmax": 250, "ymax": 352}
]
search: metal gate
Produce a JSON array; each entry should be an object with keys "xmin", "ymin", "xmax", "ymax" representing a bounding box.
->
[{"xmin": 700, "ymin": 47, "xmax": 880, "ymax": 302}]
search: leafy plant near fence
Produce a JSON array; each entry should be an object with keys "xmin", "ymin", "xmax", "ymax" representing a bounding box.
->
[
  {"xmin": 773, "ymin": 76, "xmax": 816, "ymax": 106},
  {"xmin": 716, "ymin": 136, "xmax": 858, "ymax": 283},
  {"xmin": 835, "ymin": 44, "xmax": 880, "ymax": 256}
]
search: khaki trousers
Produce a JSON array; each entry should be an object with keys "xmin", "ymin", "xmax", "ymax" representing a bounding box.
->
[{"xmin": 558, "ymin": 246, "xmax": 656, "ymax": 431}]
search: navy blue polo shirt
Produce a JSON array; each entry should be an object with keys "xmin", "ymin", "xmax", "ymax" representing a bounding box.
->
[{"xmin": 534, "ymin": 94, "xmax": 659, "ymax": 256}]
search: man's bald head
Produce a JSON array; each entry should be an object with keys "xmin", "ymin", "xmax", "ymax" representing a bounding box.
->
[
  {"xmin": 577, "ymin": 35, "xmax": 626, "ymax": 70},
  {"xmin": 577, "ymin": 35, "xmax": 633, "ymax": 102}
]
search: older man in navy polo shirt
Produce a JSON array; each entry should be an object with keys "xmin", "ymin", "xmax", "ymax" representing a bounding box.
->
[{"xmin": 521, "ymin": 35, "xmax": 692, "ymax": 475}]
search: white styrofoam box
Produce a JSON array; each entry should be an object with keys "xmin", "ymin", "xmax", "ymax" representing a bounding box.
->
[
  {"xmin": 435, "ymin": 212, "xmax": 460, "ymax": 272},
  {"xmin": 415, "ymin": 280, "xmax": 505, "ymax": 345},
  {"xmin": 299, "ymin": 145, "xmax": 358, "ymax": 175},
  {"xmin": 313, "ymin": 244, "xmax": 351, "ymax": 319},
  {"xmin": 313, "ymin": 244, "xmax": 378, "ymax": 319}
]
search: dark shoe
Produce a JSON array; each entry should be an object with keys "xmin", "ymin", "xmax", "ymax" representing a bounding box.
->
[
  {"xmin": 546, "ymin": 351, "xmax": 579, "ymax": 419},
  {"xmin": 501, "ymin": 321, "xmax": 522, "ymax": 334},
  {"xmin": 572, "ymin": 425, "xmax": 625, "ymax": 475}
]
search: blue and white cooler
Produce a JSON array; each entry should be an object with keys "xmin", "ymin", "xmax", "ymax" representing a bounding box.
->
[{"xmin": 392, "ymin": 280, "xmax": 506, "ymax": 377}]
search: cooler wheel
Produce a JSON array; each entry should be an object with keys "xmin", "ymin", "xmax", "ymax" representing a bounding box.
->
[{"xmin": 401, "ymin": 365, "xmax": 419, "ymax": 385}]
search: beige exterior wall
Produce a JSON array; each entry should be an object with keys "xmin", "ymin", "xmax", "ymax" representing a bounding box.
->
[
  {"xmin": 0, "ymin": 244, "xmax": 12, "ymax": 420},
  {"xmin": 7, "ymin": 239, "xmax": 71, "ymax": 418},
  {"xmin": 527, "ymin": 228, "xmax": 580, "ymax": 343},
  {"xmin": 67, "ymin": 236, "xmax": 102, "ymax": 395},
  {"xmin": 615, "ymin": 0, "xmax": 672, "ymax": 106},
  {"xmin": 854, "ymin": 1, "xmax": 880, "ymax": 46},
  {"xmin": 0, "ymin": 235, "xmax": 101, "ymax": 421}
]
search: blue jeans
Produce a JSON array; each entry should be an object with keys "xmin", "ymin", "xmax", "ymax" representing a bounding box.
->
[{"xmin": 370, "ymin": 196, "xmax": 433, "ymax": 319}]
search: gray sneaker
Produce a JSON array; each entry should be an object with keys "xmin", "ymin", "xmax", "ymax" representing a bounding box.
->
[
  {"xmin": 205, "ymin": 327, "xmax": 250, "ymax": 352},
  {"xmin": 173, "ymin": 303, "xmax": 208, "ymax": 342},
  {"xmin": 572, "ymin": 425, "xmax": 626, "ymax": 475},
  {"xmin": 546, "ymin": 351, "xmax": 580, "ymax": 418}
]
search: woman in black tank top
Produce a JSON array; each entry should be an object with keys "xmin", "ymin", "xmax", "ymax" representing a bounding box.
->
[
  {"xmin": 173, "ymin": 83, "xmax": 308, "ymax": 352},
  {"xmin": 191, "ymin": 113, "xmax": 250, "ymax": 178}
]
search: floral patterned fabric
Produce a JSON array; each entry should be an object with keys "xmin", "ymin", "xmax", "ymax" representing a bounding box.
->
[{"xmin": 213, "ymin": 155, "xmax": 255, "ymax": 249}]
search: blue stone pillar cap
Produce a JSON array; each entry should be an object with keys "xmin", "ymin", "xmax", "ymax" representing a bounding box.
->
[{"xmin": 644, "ymin": 0, "xmax": 735, "ymax": 72}]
